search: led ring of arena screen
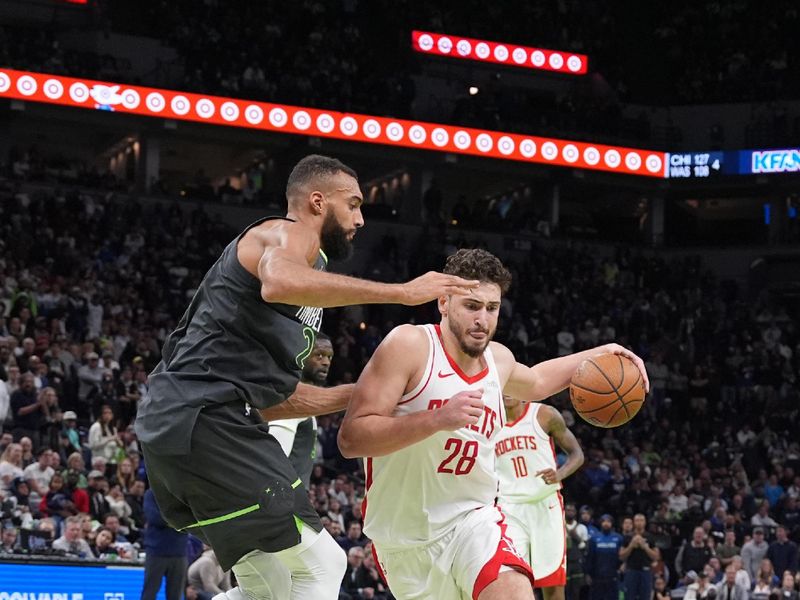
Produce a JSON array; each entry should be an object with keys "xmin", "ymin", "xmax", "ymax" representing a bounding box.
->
[
  {"xmin": 412, "ymin": 30, "xmax": 588, "ymax": 75},
  {"xmin": 0, "ymin": 69, "xmax": 665, "ymax": 178}
]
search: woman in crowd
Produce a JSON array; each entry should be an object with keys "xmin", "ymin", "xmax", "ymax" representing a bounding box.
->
[
  {"xmin": 87, "ymin": 404, "xmax": 121, "ymax": 467},
  {"xmin": 756, "ymin": 558, "xmax": 780, "ymax": 589},
  {"xmin": 114, "ymin": 456, "xmax": 136, "ymax": 493},
  {"xmin": 66, "ymin": 452, "xmax": 88, "ymax": 489},
  {"xmin": 0, "ymin": 443, "xmax": 24, "ymax": 493},
  {"xmin": 19, "ymin": 436, "xmax": 34, "ymax": 468}
]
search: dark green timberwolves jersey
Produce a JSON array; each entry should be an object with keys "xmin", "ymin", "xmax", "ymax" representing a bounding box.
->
[{"xmin": 135, "ymin": 217, "xmax": 326, "ymax": 455}]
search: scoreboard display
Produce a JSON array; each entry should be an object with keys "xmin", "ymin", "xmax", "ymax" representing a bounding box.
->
[{"xmin": 665, "ymin": 148, "xmax": 800, "ymax": 179}]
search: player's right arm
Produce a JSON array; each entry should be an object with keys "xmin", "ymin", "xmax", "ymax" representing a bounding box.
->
[
  {"xmin": 338, "ymin": 325, "xmax": 484, "ymax": 458},
  {"xmin": 251, "ymin": 221, "xmax": 479, "ymax": 308}
]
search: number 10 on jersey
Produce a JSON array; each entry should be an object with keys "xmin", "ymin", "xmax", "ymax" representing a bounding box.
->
[{"xmin": 511, "ymin": 456, "xmax": 528, "ymax": 478}]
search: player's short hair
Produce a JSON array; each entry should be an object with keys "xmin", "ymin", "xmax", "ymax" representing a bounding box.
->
[
  {"xmin": 286, "ymin": 154, "xmax": 358, "ymax": 201},
  {"xmin": 443, "ymin": 248, "xmax": 512, "ymax": 294}
]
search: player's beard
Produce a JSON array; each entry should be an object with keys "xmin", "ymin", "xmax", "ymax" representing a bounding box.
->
[
  {"xmin": 320, "ymin": 210, "xmax": 354, "ymax": 261},
  {"xmin": 448, "ymin": 317, "xmax": 494, "ymax": 358}
]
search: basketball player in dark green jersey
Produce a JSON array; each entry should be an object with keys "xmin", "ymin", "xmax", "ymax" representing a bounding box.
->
[{"xmin": 135, "ymin": 154, "xmax": 480, "ymax": 600}]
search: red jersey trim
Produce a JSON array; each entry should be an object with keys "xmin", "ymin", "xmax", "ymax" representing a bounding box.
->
[
  {"xmin": 398, "ymin": 327, "xmax": 436, "ymax": 405},
  {"xmin": 534, "ymin": 491, "xmax": 567, "ymax": 588},
  {"xmin": 506, "ymin": 402, "xmax": 531, "ymax": 428},
  {"xmin": 472, "ymin": 506, "xmax": 535, "ymax": 599},
  {"xmin": 434, "ymin": 324, "xmax": 489, "ymax": 384}
]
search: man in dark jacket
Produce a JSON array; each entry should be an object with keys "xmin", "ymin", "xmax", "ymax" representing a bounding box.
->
[
  {"xmin": 586, "ymin": 514, "xmax": 623, "ymax": 600},
  {"xmin": 141, "ymin": 487, "xmax": 188, "ymax": 600},
  {"xmin": 767, "ymin": 526, "xmax": 798, "ymax": 579}
]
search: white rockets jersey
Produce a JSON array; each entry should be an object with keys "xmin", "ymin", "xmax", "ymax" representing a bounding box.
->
[
  {"xmin": 495, "ymin": 403, "xmax": 561, "ymax": 504},
  {"xmin": 363, "ymin": 324, "xmax": 505, "ymax": 551}
]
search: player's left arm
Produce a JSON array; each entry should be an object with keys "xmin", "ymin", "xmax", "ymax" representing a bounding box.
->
[
  {"xmin": 493, "ymin": 342, "xmax": 650, "ymax": 402},
  {"xmin": 259, "ymin": 383, "xmax": 355, "ymax": 420},
  {"xmin": 535, "ymin": 404, "xmax": 584, "ymax": 485}
]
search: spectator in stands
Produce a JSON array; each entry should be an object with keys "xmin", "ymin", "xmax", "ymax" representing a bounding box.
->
[
  {"xmin": 187, "ymin": 544, "xmax": 231, "ymax": 596},
  {"xmin": 620, "ymin": 513, "xmax": 660, "ymax": 600},
  {"xmin": 767, "ymin": 526, "xmax": 798, "ymax": 579},
  {"xmin": 684, "ymin": 571, "xmax": 714, "ymax": 600},
  {"xmin": 755, "ymin": 558, "xmax": 780, "ymax": 588},
  {"xmin": 10, "ymin": 373, "xmax": 46, "ymax": 447},
  {"xmin": 88, "ymin": 371, "xmax": 118, "ymax": 422},
  {"xmin": 778, "ymin": 572, "xmax": 798, "ymax": 600},
  {"xmin": 115, "ymin": 456, "xmax": 136, "ymax": 492},
  {"xmin": 91, "ymin": 526, "xmax": 132, "ymax": 560},
  {"xmin": 23, "ymin": 447, "xmax": 53, "ymax": 497},
  {"xmin": 0, "ymin": 442, "xmax": 23, "ymax": 493},
  {"xmin": 102, "ymin": 513, "xmax": 129, "ymax": 544},
  {"xmin": 677, "ymin": 526, "xmax": 717, "ymax": 578},
  {"xmin": 752, "ymin": 502, "xmax": 780, "ymax": 529},
  {"xmin": 59, "ymin": 410, "xmax": 82, "ymax": 459},
  {"xmin": 653, "ymin": 576, "xmax": 670, "ymax": 600},
  {"xmin": 141, "ymin": 487, "xmax": 188, "ymax": 600},
  {"xmin": 125, "ymin": 478, "xmax": 146, "ymax": 530},
  {"xmin": 717, "ymin": 564, "xmax": 750, "ymax": 600},
  {"xmin": 586, "ymin": 513, "xmax": 623, "ymax": 600},
  {"xmin": 338, "ymin": 520, "xmax": 366, "ymax": 553},
  {"xmin": 52, "ymin": 515, "xmax": 92, "ymax": 558},
  {"xmin": 0, "ymin": 525, "xmax": 19, "ymax": 554},
  {"xmin": 18, "ymin": 436, "xmax": 34, "ymax": 467},
  {"xmin": 88, "ymin": 405, "xmax": 121, "ymax": 466},
  {"xmin": 86, "ymin": 470, "xmax": 111, "ymax": 520},
  {"xmin": 77, "ymin": 352, "xmax": 103, "ymax": 418},
  {"xmin": 718, "ymin": 530, "xmax": 742, "ymax": 567},
  {"xmin": 342, "ymin": 545, "xmax": 371, "ymax": 600},
  {"xmin": 743, "ymin": 528, "xmax": 771, "ymax": 580}
]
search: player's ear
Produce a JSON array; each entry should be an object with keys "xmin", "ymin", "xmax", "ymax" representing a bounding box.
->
[
  {"xmin": 310, "ymin": 190, "xmax": 325, "ymax": 215},
  {"xmin": 438, "ymin": 295, "xmax": 449, "ymax": 316}
]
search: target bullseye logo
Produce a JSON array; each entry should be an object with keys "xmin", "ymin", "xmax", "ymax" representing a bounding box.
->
[
  {"xmin": 604, "ymin": 149, "xmax": 621, "ymax": 168},
  {"xmin": 170, "ymin": 95, "xmax": 190, "ymax": 115},
  {"xmin": 625, "ymin": 152, "xmax": 642, "ymax": 170},
  {"xmin": 476, "ymin": 133, "xmax": 493, "ymax": 152},
  {"xmin": 292, "ymin": 110, "xmax": 311, "ymax": 130},
  {"xmin": 43, "ymin": 79, "xmax": 63, "ymax": 100},
  {"xmin": 584, "ymin": 147, "xmax": 601, "ymax": 165},
  {"xmin": 542, "ymin": 142, "xmax": 558, "ymax": 160},
  {"xmin": 456, "ymin": 40, "xmax": 472, "ymax": 56},
  {"xmin": 409, "ymin": 125, "xmax": 427, "ymax": 144},
  {"xmin": 437, "ymin": 37, "xmax": 453, "ymax": 54},
  {"xmin": 549, "ymin": 53, "xmax": 564, "ymax": 70},
  {"xmin": 145, "ymin": 92, "xmax": 165, "ymax": 113},
  {"xmin": 269, "ymin": 107, "xmax": 288, "ymax": 127},
  {"xmin": 454, "ymin": 130, "xmax": 471, "ymax": 150},
  {"xmin": 493, "ymin": 45, "xmax": 509, "ymax": 62},
  {"xmin": 431, "ymin": 127, "xmax": 449, "ymax": 147},
  {"xmin": 16, "ymin": 75, "xmax": 36, "ymax": 96},
  {"xmin": 512, "ymin": 48, "xmax": 527, "ymax": 64},
  {"xmin": 646, "ymin": 154, "xmax": 663, "ymax": 174},
  {"xmin": 475, "ymin": 43, "xmax": 490, "ymax": 59},
  {"xmin": 363, "ymin": 119, "xmax": 381, "ymax": 139},
  {"xmin": 498, "ymin": 136, "xmax": 515, "ymax": 156},
  {"xmin": 121, "ymin": 89, "xmax": 140, "ymax": 109},
  {"xmin": 316, "ymin": 113, "xmax": 334, "ymax": 133},
  {"xmin": 196, "ymin": 98, "xmax": 215, "ymax": 118},
  {"xmin": 221, "ymin": 102, "xmax": 239, "ymax": 122},
  {"xmin": 567, "ymin": 56, "xmax": 583, "ymax": 72},
  {"xmin": 531, "ymin": 51, "xmax": 546, "ymax": 67},
  {"xmin": 339, "ymin": 116, "xmax": 358, "ymax": 136},
  {"xmin": 520, "ymin": 139, "xmax": 537, "ymax": 158},
  {"xmin": 0, "ymin": 72, "xmax": 10, "ymax": 93},
  {"xmin": 245, "ymin": 105, "xmax": 264, "ymax": 125},
  {"xmin": 418, "ymin": 34, "xmax": 434, "ymax": 52},
  {"xmin": 386, "ymin": 122, "xmax": 404, "ymax": 142},
  {"xmin": 562, "ymin": 144, "xmax": 579, "ymax": 163}
]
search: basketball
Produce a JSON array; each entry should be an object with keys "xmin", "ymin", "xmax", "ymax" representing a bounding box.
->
[{"xmin": 569, "ymin": 353, "xmax": 646, "ymax": 428}]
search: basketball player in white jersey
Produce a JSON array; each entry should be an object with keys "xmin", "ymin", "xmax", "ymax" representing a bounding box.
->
[
  {"xmin": 338, "ymin": 249, "xmax": 649, "ymax": 600},
  {"xmin": 495, "ymin": 395, "xmax": 584, "ymax": 600}
]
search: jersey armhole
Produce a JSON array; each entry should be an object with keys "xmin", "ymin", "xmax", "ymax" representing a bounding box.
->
[{"xmin": 398, "ymin": 325, "xmax": 435, "ymax": 404}]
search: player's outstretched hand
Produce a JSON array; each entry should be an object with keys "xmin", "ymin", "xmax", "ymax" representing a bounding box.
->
[
  {"xmin": 401, "ymin": 271, "xmax": 480, "ymax": 305},
  {"xmin": 435, "ymin": 389, "xmax": 484, "ymax": 430},
  {"xmin": 601, "ymin": 343, "xmax": 651, "ymax": 393}
]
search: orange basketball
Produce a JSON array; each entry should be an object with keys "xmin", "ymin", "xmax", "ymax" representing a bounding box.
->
[{"xmin": 569, "ymin": 353, "xmax": 646, "ymax": 428}]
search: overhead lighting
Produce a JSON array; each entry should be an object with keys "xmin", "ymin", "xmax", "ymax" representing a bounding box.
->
[{"xmin": 469, "ymin": 86, "xmax": 479, "ymax": 96}]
